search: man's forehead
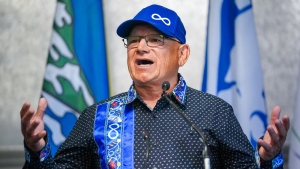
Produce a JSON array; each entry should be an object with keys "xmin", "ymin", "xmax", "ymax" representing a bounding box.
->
[{"xmin": 129, "ymin": 24, "xmax": 162, "ymax": 36}]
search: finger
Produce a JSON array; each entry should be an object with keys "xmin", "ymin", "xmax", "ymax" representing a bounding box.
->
[
  {"xmin": 30, "ymin": 130, "xmax": 47, "ymax": 143},
  {"xmin": 25, "ymin": 130, "xmax": 47, "ymax": 148},
  {"xmin": 270, "ymin": 106, "xmax": 281, "ymax": 125},
  {"xmin": 274, "ymin": 120, "xmax": 287, "ymax": 139},
  {"xmin": 20, "ymin": 102, "xmax": 31, "ymax": 119},
  {"xmin": 35, "ymin": 98, "xmax": 47, "ymax": 119},
  {"xmin": 282, "ymin": 115, "xmax": 290, "ymax": 131},
  {"xmin": 268, "ymin": 126, "xmax": 285, "ymax": 152},
  {"xmin": 25, "ymin": 118, "xmax": 41, "ymax": 137},
  {"xmin": 267, "ymin": 125, "xmax": 279, "ymax": 143},
  {"xmin": 21, "ymin": 108, "xmax": 35, "ymax": 129},
  {"xmin": 257, "ymin": 139, "xmax": 272, "ymax": 152},
  {"xmin": 258, "ymin": 138, "xmax": 280, "ymax": 161}
]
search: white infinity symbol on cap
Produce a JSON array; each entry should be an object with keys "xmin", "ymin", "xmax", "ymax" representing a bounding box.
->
[{"xmin": 151, "ymin": 14, "xmax": 171, "ymax": 26}]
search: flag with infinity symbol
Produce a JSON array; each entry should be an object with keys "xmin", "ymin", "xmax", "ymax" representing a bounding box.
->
[
  {"xmin": 42, "ymin": 0, "xmax": 109, "ymax": 155},
  {"xmin": 202, "ymin": 0, "xmax": 268, "ymax": 148},
  {"xmin": 288, "ymin": 66, "xmax": 300, "ymax": 168}
]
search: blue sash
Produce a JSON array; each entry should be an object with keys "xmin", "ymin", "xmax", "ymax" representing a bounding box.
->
[{"xmin": 94, "ymin": 98, "xmax": 134, "ymax": 169}]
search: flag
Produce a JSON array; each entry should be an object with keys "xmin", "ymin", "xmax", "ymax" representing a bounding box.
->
[
  {"xmin": 42, "ymin": 0, "xmax": 109, "ymax": 155},
  {"xmin": 202, "ymin": 0, "xmax": 268, "ymax": 148},
  {"xmin": 288, "ymin": 68, "xmax": 300, "ymax": 168}
]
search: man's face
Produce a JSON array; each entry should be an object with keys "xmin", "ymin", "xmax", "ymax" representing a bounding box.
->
[{"xmin": 127, "ymin": 24, "xmax": 182, "ymax": 87}]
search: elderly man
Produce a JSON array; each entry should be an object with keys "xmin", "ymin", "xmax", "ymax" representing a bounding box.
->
[{"xmin": 21, "ymin": 4, "xmax": 289, "ymax": 169}]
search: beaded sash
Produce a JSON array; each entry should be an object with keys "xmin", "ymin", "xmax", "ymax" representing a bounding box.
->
[{"xmin": 94, "ymin": 97, "xmax": 134, "ymax": 169}]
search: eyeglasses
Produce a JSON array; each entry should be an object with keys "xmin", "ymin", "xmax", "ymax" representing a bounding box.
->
[{"xmin": 122, "ymin": 34, "xmax": 181, "ymax": 48}]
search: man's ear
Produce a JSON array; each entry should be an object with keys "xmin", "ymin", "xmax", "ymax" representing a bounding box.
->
[{"xmin": 178, "ymin": 44, "xmax": 190, "ymax": 67}]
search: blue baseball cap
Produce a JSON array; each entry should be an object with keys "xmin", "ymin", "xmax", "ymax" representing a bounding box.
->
[{"xmin": 117, "ymin": 4, "xmax": 186, "ymax": 44}]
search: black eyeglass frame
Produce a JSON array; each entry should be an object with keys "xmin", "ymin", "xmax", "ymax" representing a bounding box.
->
[{"xmin": 122, "ymin": 34, "xmax": 182, "ymax": 48}]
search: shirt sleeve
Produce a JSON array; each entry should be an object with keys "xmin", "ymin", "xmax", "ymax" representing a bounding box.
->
[
  {"xmin": 255, "ymin": 145, "xmax": 284, "ymax": 168},
  {"xmin": 215, "ymin": 102, "xmax": 280, "ymax": 169},
  {"xmin": 23, "ymin": 136, "xmax": 54, "ymax": 169},
  {"xmin": 22, "ymin": 105, "xmax": 101, "ymax": 169}
]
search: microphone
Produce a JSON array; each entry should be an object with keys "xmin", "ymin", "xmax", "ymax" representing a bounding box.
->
[
  {"xmin": 162, "ymin": 81, "xmax": 170, "ymax": 93},
  {"xmin": 161, "ymin": 81, "xmax": 211, "ymax": 169}
]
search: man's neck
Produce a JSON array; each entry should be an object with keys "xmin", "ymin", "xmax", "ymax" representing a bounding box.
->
[
  {"xmin": 135, "ymin": 85, "xmax": 163, "ymax": 108},
  {"xmin": 134, "ymin": 80, "xmax": 177, "ymax": 108}
]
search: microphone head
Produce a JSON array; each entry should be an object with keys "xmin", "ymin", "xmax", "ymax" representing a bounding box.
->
[{"xmin": 162, "ymin": 81, "xmax": 170, "ymax": 92}]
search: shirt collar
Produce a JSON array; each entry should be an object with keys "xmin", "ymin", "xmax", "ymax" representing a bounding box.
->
[{"xmin": 126, "ymin": 73, "xmax": 187, "ymax": 104}]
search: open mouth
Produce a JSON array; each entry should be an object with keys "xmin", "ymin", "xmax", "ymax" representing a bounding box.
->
[{"xmin": 136, "ymin": 59, "xmax": 154, "ymax": 66}]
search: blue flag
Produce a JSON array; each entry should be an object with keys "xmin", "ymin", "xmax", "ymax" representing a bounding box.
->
[
  {"xmin": 202, "ymin": 0, "xmax": 267, "ymax": 148},
  {"xmin": 42, "ymin": 0, "xmax": 109, "ymax": 155},
  {"xmin": 289, "ymin": 65, "xmax": 300, "ymax": 168}
]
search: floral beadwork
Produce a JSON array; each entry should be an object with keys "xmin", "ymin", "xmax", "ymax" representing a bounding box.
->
[
  {"xmin": 39, "ymin": 141, "xmax": 51, "ymax": 162},
  {"xmin": 172, "ymin": 74, "xmax": 187, "ymax": 103},
  {"xmin": 105, "ymin": 98, "xmax": 127, "ymax": 169},
  {"xmin": 272, "ymin": 152, "xmax": 283, "ymax": 168},
  {"xmin": 255, "ymin": 147, "xmax": 283, "ymax": 168},
  {"xmin": 25, "ymin": 148, "xmax": 30, "ymax": 163}
]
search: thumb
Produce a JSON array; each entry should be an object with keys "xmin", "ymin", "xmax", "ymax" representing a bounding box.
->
[{"xmin": 35, "ymin": 98, "xmax": 47, "ymax": 119}]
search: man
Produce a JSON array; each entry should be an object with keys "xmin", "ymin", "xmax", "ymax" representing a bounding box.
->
[{"xmin": 21, "ymin": 4, "xmax": 289, "ymax": 169}]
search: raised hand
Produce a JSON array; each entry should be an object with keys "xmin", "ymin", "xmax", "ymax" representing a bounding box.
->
[
  {"xmin": 20, "ymin": 98, "xmax": 48, "ymax": 152},
  {"xmin": 257, "ymin": 106, "xmax": 290, "ymax": 160}
]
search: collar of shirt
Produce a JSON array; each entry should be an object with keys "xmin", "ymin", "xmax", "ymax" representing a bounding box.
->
[{"xmin": 126, "ymin": 73, "xmax": 187, "ymax": 105}]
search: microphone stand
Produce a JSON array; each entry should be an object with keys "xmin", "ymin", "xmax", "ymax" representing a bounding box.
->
[
  {"xmin": 162, "ymin": 81, "xmax": 211, "ymax": 169},
  {"xmin": 142, "ymin": 130, "xmax": 150, "ymax": 168}
]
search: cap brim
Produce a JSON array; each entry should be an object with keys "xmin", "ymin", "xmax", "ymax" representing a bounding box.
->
[
  {"xmin": 117, "ymin": 20, "xmax": 149, "ymax": 38},
  {"xmin": 117, "ymin": 19, "xmax": 175, "ymax": 39}
]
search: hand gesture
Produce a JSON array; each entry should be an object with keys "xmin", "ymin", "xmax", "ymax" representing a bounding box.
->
[
  {"xmin": 20, "ymin": 98, "xmax": 47, "ymax": 152},
  {"xmin": 257, "ymin": 106, "xmax": 290, "ymax": 160}
]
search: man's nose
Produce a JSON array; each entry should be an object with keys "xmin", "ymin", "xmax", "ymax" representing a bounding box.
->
[
  {"xmin": 137, "ymin": 38, "xmax": 150, "ymax": 53},
  {"xmin": 139, "ymin": 37, "xmax": 148, "ymax": 45},
  {"xmin": 137, "ymin": 38, "xmax": 148, "ymax": 48}
]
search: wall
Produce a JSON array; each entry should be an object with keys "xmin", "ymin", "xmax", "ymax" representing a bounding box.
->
[{"xmin": 0, "ymin": 0, "xmax": 299, "ymax": 168}]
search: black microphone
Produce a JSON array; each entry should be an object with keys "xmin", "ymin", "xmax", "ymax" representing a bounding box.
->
[
  {"xmin": 161, "ymin": 81, "xmax": 211, "ymax": 169},
  {"xmin": 162, "ymin": 81, "xmax": 170, "ymax": 93},
  {"xmin": 142, "ymin": 129, "xmax": 150, "ymax": 168}
]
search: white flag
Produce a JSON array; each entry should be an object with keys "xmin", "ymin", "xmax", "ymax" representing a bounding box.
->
[
  {"xmin": 288, "ymin": 69, "xmax": 300, "ymax": 168},
  {"xmin": 202, "ymin": 0, "xmax": 268, "ymax": 147}
]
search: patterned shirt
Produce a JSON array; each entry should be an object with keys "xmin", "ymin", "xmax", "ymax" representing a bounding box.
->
[{"xmin": 23, "ymin": 75, "xmax": 283, "ymax": 169}]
